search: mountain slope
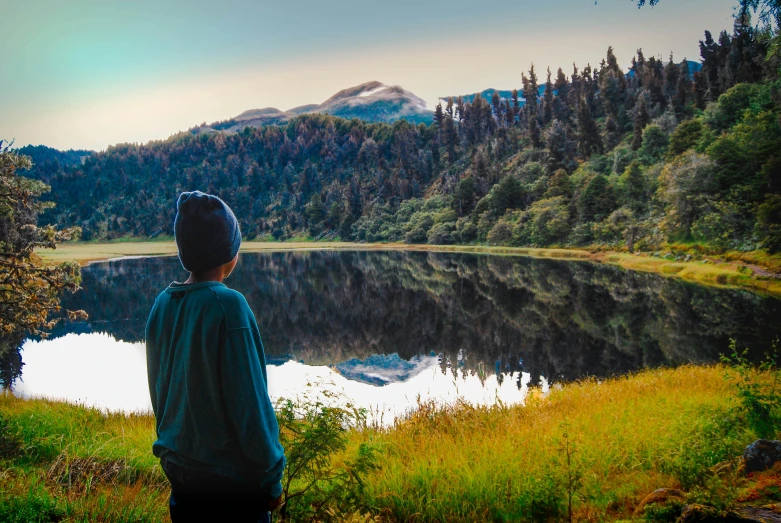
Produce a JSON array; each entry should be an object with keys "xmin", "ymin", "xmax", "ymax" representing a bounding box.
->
[{"xmin": 200, "ymin": 81, "xmax": 433, "ymax": 133}]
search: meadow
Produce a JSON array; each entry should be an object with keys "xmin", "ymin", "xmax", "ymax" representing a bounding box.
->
[{"xmin": 2, "ymin": 364, "xmax": 780, "ymax": 522}]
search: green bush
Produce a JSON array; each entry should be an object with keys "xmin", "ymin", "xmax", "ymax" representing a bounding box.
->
[
  {"xmin": 276, "ymin": 391, "xmax": 380, "ymax": 522},
  {"xmin": 721, "ymin": 338, "xmax": 781, "ymax": 440}
]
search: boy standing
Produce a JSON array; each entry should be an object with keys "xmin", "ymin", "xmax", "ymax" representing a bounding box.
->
[{"xmin": 146, "ymin": 191, "xmax": 286, "ymax": 522}]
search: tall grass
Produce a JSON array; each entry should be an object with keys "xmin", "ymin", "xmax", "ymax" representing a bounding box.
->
[
  {"xmin": 0, "ymin": 365, "xmax": 763, "ymax": 522},
  {"xmin": 359, "ymin": 366, "xmax": 751, "ymax": 522}
]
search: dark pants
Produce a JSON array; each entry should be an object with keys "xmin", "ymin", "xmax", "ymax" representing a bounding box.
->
[{"xmin": 161, "ymin": 458, "xmax": 272, "ymax": 523}]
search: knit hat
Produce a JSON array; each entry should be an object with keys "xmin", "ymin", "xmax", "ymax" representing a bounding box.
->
[{"xmin": 174, "ymin": 191, "xmax": 242, "ymax": 273}]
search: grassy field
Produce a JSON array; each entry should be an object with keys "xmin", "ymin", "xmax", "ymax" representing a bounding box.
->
[
  {"xmin": 35, "ymin": 240, "xmax": 781, "ymax": 297},
  {"xmin": 2, "ymin": 365, "xmax": 780, "ymax": 522}
]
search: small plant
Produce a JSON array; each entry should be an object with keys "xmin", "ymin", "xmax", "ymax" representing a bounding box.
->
[
  {"xmin": 275, "ymin": 388, "xmax": 380, "ymax": 522},
  {"xmin": 554, "ymin": 421, "xmax": 583, "ymax": 523},
  {"xmin": 0, "ymin": 413, "xmax": 21, "ymax": 460},
  {"xmin": 641, "ymin": 500, "xmax": 686, "ymax": 522},
  {"xmin": 721, "ymin": 338, "xmax": 781, "ymax": 439}
]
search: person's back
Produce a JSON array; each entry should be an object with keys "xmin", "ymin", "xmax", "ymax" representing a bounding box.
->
[{"xmin": 146, "ymin": 191, "xmax": 285, "ymax": 523}]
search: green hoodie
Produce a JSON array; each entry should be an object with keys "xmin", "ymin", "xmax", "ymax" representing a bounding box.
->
[{"xmin": 145, "ymin": 281, "xmax": 285, "ymax": 497}]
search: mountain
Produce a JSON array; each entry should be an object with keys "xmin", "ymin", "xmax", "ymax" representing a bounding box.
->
[
  {"xmin": 200, "ymin": 81, "xmax": 433, "ymax": 133},
  {"xmin": 335, "ymin": 353, "xmax": 439, "ymax": 386}
]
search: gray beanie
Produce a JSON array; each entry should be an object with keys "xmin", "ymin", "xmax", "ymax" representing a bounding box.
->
[{"xmin": 174, "ymin": 191, "xmax": 241, "ymax": 273}]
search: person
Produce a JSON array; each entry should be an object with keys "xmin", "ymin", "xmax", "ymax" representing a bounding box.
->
[{"xmin": 145, "ymin": 191, "xmax": 286, "ymax": 523}]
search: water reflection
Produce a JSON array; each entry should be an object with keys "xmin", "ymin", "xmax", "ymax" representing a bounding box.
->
[
  {"xmin": 17, "ymin": 333, "xmax": 539, "ymax": 420},
  {"xmin": 16, "ymin": 250, "xmax": 781, "ymax": 415}
]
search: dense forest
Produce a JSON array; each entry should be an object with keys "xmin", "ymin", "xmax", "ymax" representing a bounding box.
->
[{"xmin": 17, "ymin": 5, "xmax": 781, "ymax": 254}]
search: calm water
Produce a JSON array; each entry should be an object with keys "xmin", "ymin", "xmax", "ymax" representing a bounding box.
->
[{"xmin": 16, "ymin": 250, "xmax": 781, "ymax": 420}]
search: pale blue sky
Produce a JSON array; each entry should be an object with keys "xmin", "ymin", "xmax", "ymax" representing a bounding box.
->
[{"xmin": 1, "ymin": 0, "xmax": 737, "ymax": 151}]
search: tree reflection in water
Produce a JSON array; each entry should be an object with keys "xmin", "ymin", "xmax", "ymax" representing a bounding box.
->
[{"xmin": 43, "ymin": 250, "xmax": 781, "ymax": 386}]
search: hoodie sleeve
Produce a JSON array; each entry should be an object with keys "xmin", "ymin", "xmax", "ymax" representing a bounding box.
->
[{"xmin": 220, "ymin": 325, "xmax": 286, "ymax": 498}]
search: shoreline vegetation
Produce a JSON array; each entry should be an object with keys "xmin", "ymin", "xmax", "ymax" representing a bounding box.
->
[
  {"xmin": 36, "ymin": 239, "xmax": 781, "ymax": 297},
  {"xmin": 2, "ymin": 365, "xmax": 781, "ymax": 522}
]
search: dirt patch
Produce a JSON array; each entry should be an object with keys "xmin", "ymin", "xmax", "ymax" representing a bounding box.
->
[{"xmin": 745, "ymin": 264, "xmax": 781, "ymax": 279}]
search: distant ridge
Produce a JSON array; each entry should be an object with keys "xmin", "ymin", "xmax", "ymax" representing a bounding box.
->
[{"xmin": 199, "ymin": 81, "xmax": 434, "ymax": 133}]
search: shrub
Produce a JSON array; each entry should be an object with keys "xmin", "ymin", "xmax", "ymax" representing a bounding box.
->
[
  {"xmin": 721, "ymin": 338, "xmax": 781, "ymax": 440},
  {"xmin": 487, "ymin": 218, "xmax": 514, "ymax": 246},
  {"xmin": 638, "ymin": 124, "xmax": 669, "ymax": 164},
  {"xmin": 668, "ymin": 119, "xmax": 704, "ymax": 157},
  {"xmin": 276, "ymin": 391, "xmax": 380, "ymax": 522}
]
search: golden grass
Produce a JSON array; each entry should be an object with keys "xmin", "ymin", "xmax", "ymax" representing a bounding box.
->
[
  {"xmin": 0, "ymin": 365, "xmax": 765, "ymax": 521},
  {"xmin": 0, "ymin": 366, "xmax": 753, "ymax": 521},
  {"xmin": 361, "ymin": 365, "xmax": 746, "ymax": 521}
]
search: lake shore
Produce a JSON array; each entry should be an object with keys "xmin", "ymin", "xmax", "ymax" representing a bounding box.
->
[
  {"xmin": 0, "ymin": 365, "xmax": 776, "ymax": 522},
  {"xmin": 36, "ymin": 239, "xmax": 781, "ymax": 297}
]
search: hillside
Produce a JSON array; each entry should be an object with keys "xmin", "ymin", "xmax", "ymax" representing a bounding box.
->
[
  {"xmin": 16, "ymin": 22, "xmax": 781, "ymax": 258},
  {"xmin": 199, "ymin": 81, "xmax": 433, "ymax": 133}
]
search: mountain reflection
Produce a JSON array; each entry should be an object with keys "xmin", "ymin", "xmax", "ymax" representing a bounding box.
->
[{"xmin": 54, "ymin": 250, "xmax": 781, "ymax": 384}]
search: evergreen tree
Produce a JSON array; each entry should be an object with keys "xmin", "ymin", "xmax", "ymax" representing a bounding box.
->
[
  {"xmin": 525, "ymin": 66, "xmax": 542, "ymax": 147},
  {"xmin": 491, "ymin": 91, "xmax": 502, "ymax": 125},
  {"xmin": 664, "ymin": 52, "xmax": 680, "ymax": 101},
  {"xmin": 0, "ymin": 144, "xmax": 85, "ymax": 388},
  {"xmin": 492, "ymin": 175, "xmax": 525, "ymax": 214},
  {"xmin": 576, "ymin": 95, "xmax": 603, "ymax": 157},
  {"xmin": 545, "ymin": 169, "xmax": 574, "ymax": 199},
  {"xmin": 444, "ymin": 116, "xmax": 458, "ymax": 164},
  {"xmin": 543, "ymin": 68, "xmax": 554, "ymax": 125},
  {"xmin": 455, "ymin": 176, "xmax": 477, "ymax": 216},
  {"xmin": 578, "ymin": 174, "xmax": 617, "ymax": 222},
  {"xmin": 434, "ymin": 103, "xmax": 445, "ymax": 132},
  {"xmin": 699, "ymin": 30, "xmax": 722, "ymax": 100},
  {"xmin": 674, "ymin": 59, "xmax": 692, "ymax": 118},
  {"xmin": 305, "ymin": 193, "xmax": 327, "ymax": 234},
  {"xmin": 632, "ymin": 95, "xmax": 650, "ymax": 151},
  {"xmin": 546, "ymin": 120, "xmax": 576, "ymax": 173},
  {"xmin": 619, "ymin": 161, "xmax": 647, "ymax": 213}
]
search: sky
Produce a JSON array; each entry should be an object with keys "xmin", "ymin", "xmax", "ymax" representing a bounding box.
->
[{"xmin": 1, "ymin": 0, "xmax": 738, "ymax": 151}]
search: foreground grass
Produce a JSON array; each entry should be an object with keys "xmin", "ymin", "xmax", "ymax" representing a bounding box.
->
[
  {"xmin": 35, "ymin": 240, "xmax": 781, "ymax": 297},
  {"xmin": 1, "ymin": 365, "xmax": 777, "ymax": 522}
]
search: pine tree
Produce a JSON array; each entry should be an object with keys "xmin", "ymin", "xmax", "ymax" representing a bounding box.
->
[
  {"xmin": 491, "ymin": 91, "xmax": 502, "ymax": 126},
  {"xmin": 554, "ymin": 67, "xmax": 569, "ymax": 98},
  {"xmin": 444, "ymin": 115, "xmax": 458, "ymax": 164},
  {"xmin": 504, "ymin": 99, "xmax": 514, "ymax": 128},
  {"xmin": 577, "ymin": 95, "xmax": 603, "ymax": 157},
  {"xmin": 543, "ymin": 68, "xmax": 554, "ymax": 125},
  {"xmin": 434, "ymin": 103, "xmax": 445, "ymax": 132},
  {"xmin": 456, "ymin": 96, "xmax": 465, "ymax": 121},
  {"xmin": 525, "ymin": 66, "xmax": 541, "ymax": 147},
  {"xmin": 529, "ymin": 64, "xmax": 539, "ymax": 103},
  {"xmin": 674, "ymin": 59, "xmax": 692, "ymax": 118},
  {"xmin": 631, "ymin": 95, "xmax": 650, "ymax": 151},
  {"xmin": 511, "ymin": 89, "xmax": 520, "ymax": 125},
  {"xmin": 664, "ymin": 52, "xmax": 679, "ymax": 101},
  {"xmin": 545, "ymin": 168, "xmax": 574, "ymax": 199},
  {"xmin": 546, "ymin": 120, "xmax": 576, "ymax": 173},
  {"xmin": 699, "ymin": 30, "xmax": 721, "ymax": 100},
  {"xmin": 693, "ymin": 70, "xmax": 708, "ymax": 109},
  {"xmin": 493, "ymin": 174, "xmax": 525, "ymax": 214},
  {"xmin": 455, "ymin": 176, "xmax": 477, "ymax": 216}
]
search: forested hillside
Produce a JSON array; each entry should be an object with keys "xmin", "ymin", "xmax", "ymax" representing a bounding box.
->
[{"xmin": 20, "ymin": 8, "xmax": 781, "ymax": 253}]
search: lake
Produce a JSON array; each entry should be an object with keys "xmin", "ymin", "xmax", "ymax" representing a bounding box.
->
[{"xmin": 15, "ymin": 250, "xmax": 781, "ymax": 421}]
